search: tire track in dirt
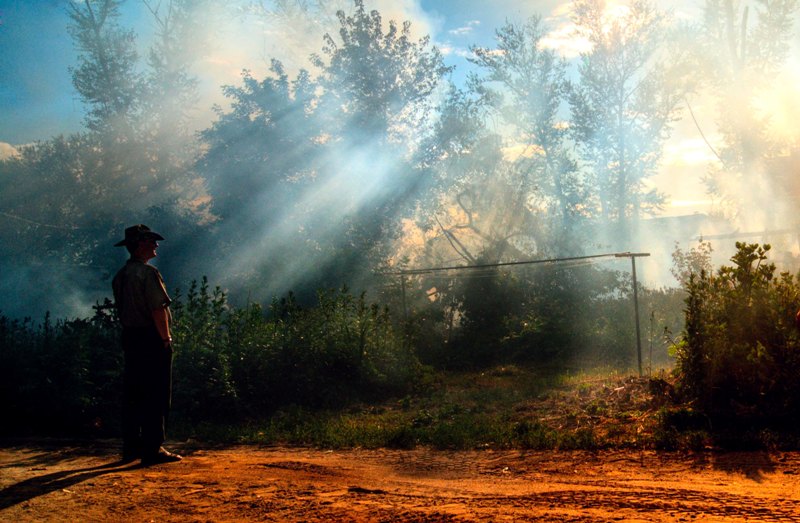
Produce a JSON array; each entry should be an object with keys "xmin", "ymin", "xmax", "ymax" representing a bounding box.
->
[
  {"xmin": 338, "ymin": 451, "xmax": 800, "ymax": 522},
  {"xmin": 260, "ymin": 455, "xmax": 800, "ymax": 521},
  {"xmin": 340, "ymin": 484, "xmax": 800, "ymax": 522},
  {"xmin": 4, "ymin": 445, "xmax": 800, "ymax": 522}
]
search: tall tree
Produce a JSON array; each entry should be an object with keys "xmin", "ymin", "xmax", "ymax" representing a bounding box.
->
[
  {"xmin": 68, "ymin": 0, "xmax": 143, "ymax": 141},
  {"xmin": 142, "ymin": 0, "xmax": 203, "ymax": 142},
  {"xmin": 307, "ymin": 0, "xmax": 452, "ymax": 282},
  {"xmin": 68, "ymin": 0, "xmax": 211, "ymax": 201},
  {"xmin": 198, "ymin": 1, "xmax": 451, "ymax": 302},
  {"xmin": 469, "ymin": 16, "xmax": 587, "ymax": 256},
  {"xmin": 569, "ymin": 0, "xmax": 688, "ymax": 237},
  {"xmin": 67, "ymin": 0, "xmax": 158, "ymax": 201},
  {"xmin": 410, "ymin": 84, "xmax": 504, "ymax": 266},
  {"xmin": 697, "ymin": 0, "xmax": 799, "ymax": 225},
  {"xmin": 414, "ymin": 82, "xmax": 552, "ymax": 266},
  {"xmin": 311, "ymin": 0, "xmax": 450, "ymax": 146},
  {"xmin": 200, "ymin": 60, "xmax": 318, "ymax": 227},
  {"xmin": 139, "ymin": 0, "xmax": 215, "ymax": 228}
]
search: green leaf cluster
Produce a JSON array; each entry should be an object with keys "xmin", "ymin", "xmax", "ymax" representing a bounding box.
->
[
  {"xmin": 675, "ymin": 242, "xmax": 800, "ymax": 426},
  {"xmin": 0, "ymin": 301, "xmax": 122, "ymax": 436},
  {"xmin": 170, "ymin": 281, "xmax": 420, "ymax": 421},
  {"xmin": 0, "ymin": 283, "xmax": 419, "ymax": 435}
]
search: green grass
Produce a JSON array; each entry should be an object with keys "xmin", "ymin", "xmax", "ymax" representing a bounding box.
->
[
  {"xmin": 173, "ymin": 365, "xmax": 675, "ymax": 450},
  {"xmin": 175, "ymin": 365, "xmax": 800, "ymax": 451}
]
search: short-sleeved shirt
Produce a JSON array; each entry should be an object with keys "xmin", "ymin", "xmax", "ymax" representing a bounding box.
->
[{"xmin": 112, "ymin": 259, "xmax": 172, "ymax": 328}]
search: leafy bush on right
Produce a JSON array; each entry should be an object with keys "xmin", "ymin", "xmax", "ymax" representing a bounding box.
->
[{"xmin": 674, "ymin": 242, "xmax": 800, "ymax": 427}]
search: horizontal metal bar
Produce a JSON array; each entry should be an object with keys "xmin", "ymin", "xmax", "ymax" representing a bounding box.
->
[{"xmin": 380, "ymin": 251, "xmax": 651, "ymax": 276}]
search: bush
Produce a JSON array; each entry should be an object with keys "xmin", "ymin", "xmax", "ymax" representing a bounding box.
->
[
  {"xmin": 0, "ymin": 301, "xmax": 122, "ymax": 436},
  {"xmin": 171, "ymin": 282, "xmax": 422, "ymax": 421},
  {"xmin": 674, "ymin": 242, "xmax": 800, "ymax": 427},
  {"xmin": 170, "ymin": 278, "xmax": 238, "ymax": 420},
  {"xmin": 1, "ymin": 281, "xmax": 421, "ymax": 435},
  {"xmin": 408, "ymin": 262, "xmax": 678, "ymax": 372}
]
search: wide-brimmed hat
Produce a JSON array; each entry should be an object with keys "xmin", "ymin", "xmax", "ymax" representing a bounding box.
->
[{"xmin": 114, "ymin": 224, "xmax": 165, "ymax": 247}]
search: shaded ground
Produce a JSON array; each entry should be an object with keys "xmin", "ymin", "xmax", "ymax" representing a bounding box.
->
[{"xmin": 2, "ymin": 441, "xmax": 800, "ymax": 522}]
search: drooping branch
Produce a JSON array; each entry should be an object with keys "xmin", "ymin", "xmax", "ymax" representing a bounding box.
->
[{"xmin": 435, "ymin": 215, "xmax": 477, "ymax": 264}]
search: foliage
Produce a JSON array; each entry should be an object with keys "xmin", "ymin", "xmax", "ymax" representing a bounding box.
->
[
  {"xmin": 469, "ymin": 16, "xmax": 586, "ymax": 254},
  {"xmin": 402, "ymin": 262, "xmax": 682, "ymax": 372},
  {"xmin": 670, "ymin": 238, "xmax": 713, "ymax": 288},
  {"xmin": 170, "ymin": 278, "xmax": 237, "ymax": 419},
  {"xmin": 413, "ymin": 15, "xmax": 584, "ymax": 272},
  {"xmin": 311, "ymin": 0, "xmax": 451, "ymax": 143},
  {"xmin": 196, "ymin": 0, "xmax": 452, "ymax": 306},
  {"xmin": 68, "ymin": 0, "xmax": 143, "ymax": 139},
  {"xmin": 0, "ymin": 301, "xmax": 122, "ymax": 436},
  {"xmin": 674, "ymin": 242, "xmax": 800, "ymax": 427},
  {"xmin": 569, "ymin": 0, "xmax": 691, "ymax": 229},
  {"xmin": 0, "ymin": 283, "xmax": 419, "ymax": 435},
  {"xmin": 7, "ymin": 0, "xmax": 771, "ymax": 328},
  {"xmin": 170, "ymin": 280, "xmax": 423, "ymax": 420},
  {"xmin": 175, "ymin": 368, "xmax": 693, "ymax": 451},
  {"xmin": 696, "ymin": 0, "xmax": 799, "ymax": 226}
]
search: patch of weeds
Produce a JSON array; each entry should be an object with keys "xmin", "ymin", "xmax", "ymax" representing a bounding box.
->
[
  {"xmin": 486, "ymin": 365, "xmax": 522, "ymax": 377},
  {"xmin": 560, "ymin": 427, "xmax": 597, "ymax": 450},
  {"xmin": 385, "ymin": 425, "xmax": 417, "ymax": 449},
  {"xmin": 653, "ymin": 406, "xmax": 713, "ymax": 450},
  {"xmin": 411, "ymin": 409, "xmax": 435, "ymax": 428},
  {"xmin": 172, "ymin": 419, "xmax": 251, "ymax": 443},
  {"xmin": 577, "ymin": 382, "xmax": 594, "ymax": 397},
  {"xmin": 658, "ymin": 406, "xmax": 710, "ymax": 431},
  {"xmin": 603, "ymin": 421, "xmax": 629, "ymax": 442},
  {"xmin": 424, "ymin": 413, "xmax": 491, "ymax": 449},
  {"xmin": 178, "ymin": 367, "xmax": 754, "ymax": 451},
  {"xmin": 513, "ymin": 419, "xmax": 557, "ymax": 449},
  {"xmin": 585, "ymin": 400, "xmax": 608, "ymax": 416}
]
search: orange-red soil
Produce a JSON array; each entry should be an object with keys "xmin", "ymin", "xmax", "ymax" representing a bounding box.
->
[{"xmin": 2, "ymin": 442, "xmax": 800, "ymax": 522}]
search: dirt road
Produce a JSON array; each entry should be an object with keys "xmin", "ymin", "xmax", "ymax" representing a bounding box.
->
[{"xmin": 2, "ymin": 442, "xmax": 800, "ymax": 522}]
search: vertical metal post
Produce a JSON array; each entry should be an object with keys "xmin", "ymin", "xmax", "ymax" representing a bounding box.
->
[
  {"xmin": 617, "ymin": 252, "xmax": 649, "ymax": 377},
  {"xmin": 400, "ymin": 274, "xmax": 408, "ymax": 322},
  {"xmin": 631, "ymin": 255, "xmax": 643, "ymax": 377}
]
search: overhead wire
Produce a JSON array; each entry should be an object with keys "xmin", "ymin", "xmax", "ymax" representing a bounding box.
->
[{"xmin": 0, "ymin": 210, "xmax": 82, "ymax": 230}]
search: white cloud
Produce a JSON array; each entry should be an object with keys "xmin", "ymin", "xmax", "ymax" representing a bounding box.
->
[
  {"xmin": 448, "ymin": 20, "xmax": 480, "ymax": 36},
  {"xmin": 453, "ymin": 47, "xmax": 476, "ymax": 58},
  {"xmin": 540, "ymin": 22, "xmax": 591, "ymax": 58},
  {"xmin": 439, "ymin": 44, "xmax": 475, "ymax": 59}
]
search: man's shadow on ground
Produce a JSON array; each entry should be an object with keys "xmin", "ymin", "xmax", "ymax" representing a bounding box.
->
[{"xmin": 0, "ymin": 455, "xmax": 143, "ymax": 510}]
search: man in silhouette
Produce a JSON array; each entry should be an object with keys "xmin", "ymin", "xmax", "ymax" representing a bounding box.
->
[{"xmin": 112, "ymin": 224, "xmax": 182, "ymax": 466}]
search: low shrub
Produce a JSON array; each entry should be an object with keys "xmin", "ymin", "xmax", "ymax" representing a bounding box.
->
[
  {"xmin": 674, "ymin": 242, "xmax": 800, "ymax": 429},
  {"xmin": 1, "ymin": 281, "xmax": 421, "ymax": 435}
]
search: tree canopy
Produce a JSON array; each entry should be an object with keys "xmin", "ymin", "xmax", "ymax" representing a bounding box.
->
[{"xmin": 1, "ymin": 0, "xmax": 799, "ymax": 319}]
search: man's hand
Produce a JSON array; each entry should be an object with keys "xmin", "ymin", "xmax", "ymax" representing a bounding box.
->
[{"xmin": 152, "ymin": 306, "xmax": 172, "ymax": 347}]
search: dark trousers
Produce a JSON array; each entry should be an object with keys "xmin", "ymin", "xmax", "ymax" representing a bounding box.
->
[{"xmin": 121, "ymin": 327, "xmax": 173, "ymax": 458}]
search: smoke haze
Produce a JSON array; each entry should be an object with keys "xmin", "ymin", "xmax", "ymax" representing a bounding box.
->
[{"xmin": 1, "ymin": 0, "xmax": 800, "ymax": 320}]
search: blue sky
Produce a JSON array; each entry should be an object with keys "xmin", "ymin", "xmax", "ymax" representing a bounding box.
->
[
  {"xmin": 0, "ymin": 0, "xmax": 563, "ymax": 145},
  {"xmin": 1, "ymin": 1, "xmax": 80, "ymax": 143},
  {"xmin": 0, "ymin": 0, "xmax": 715, "ymax": 146}
]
